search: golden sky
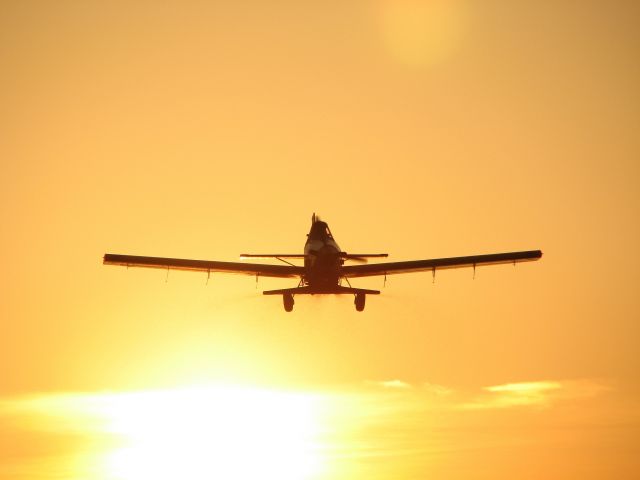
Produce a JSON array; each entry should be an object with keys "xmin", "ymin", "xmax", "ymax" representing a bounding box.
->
[{"xmin": 1, "ymin": 1, "xmax": 639, "ymax": 479}]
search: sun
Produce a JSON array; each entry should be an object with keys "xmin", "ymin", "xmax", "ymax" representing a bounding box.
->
[{"xmin": 98, "ymin": 385, "xmax": 325, "ymax": 480}]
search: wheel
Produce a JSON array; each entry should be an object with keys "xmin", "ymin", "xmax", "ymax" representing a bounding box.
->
[
  {"xmin": 283, "ymin": 293, "xmax": 294, "ymax": 312},
  {"xmin": 354, "ymin": 293, "xmax": 365, "ymax": 312}
]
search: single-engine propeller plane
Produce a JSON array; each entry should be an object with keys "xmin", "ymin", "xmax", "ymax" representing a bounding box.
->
[{"xmin": 103, "ymin": 214, "xmax": 542, "ymax": 311}]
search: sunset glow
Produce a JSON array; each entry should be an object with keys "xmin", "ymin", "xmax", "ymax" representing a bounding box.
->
[
  {"xmin": 0, "ymin": 386, "xmax": 326, "ymax": 480},
  {"xmin": 1, "ymin": 0, "xmax": 639, "ymax": 478}
]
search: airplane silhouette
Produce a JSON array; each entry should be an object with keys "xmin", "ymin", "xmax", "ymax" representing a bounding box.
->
[{"xmin": 104, "ymin": 214, "xmax": 542, "ymax": 311}]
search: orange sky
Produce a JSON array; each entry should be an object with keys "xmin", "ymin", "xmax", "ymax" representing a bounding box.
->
[{"xmin": 1, "ymin": 1, "xmax": 639, "ymax": 478}]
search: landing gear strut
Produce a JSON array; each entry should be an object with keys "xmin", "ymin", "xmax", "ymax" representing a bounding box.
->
[
  {"xmin": 354, "ymin": 293, "xmax": 366, "ymax": 312},
  {"xmin": 283, "ymin": 293, "xmax": 294, "ymax": 312}
]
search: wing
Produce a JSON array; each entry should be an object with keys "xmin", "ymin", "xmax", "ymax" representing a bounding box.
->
[
  {"xmin": 103, "ymin": 254, "xmax": 303, "ymax": 278},
  {"xmin": 342, "ymin": 250, "xmax": 542, "ymax": 278}
]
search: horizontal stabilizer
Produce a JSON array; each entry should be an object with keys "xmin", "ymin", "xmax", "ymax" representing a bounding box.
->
[
  {"xmin": 240, "ymin": 254, "xmax": 306, "ymax": 259},
  {"xmin": 263, "ymin": 286, "xmax": 380, "ymax": 295},
  {"xmin": 240, "ymin": 253, "xmax": 388, "ymax": 260}
]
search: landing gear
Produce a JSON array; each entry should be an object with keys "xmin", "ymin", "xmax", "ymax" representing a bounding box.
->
[
  {"xmin": 283, "ymin": 293, "xmax": 294, "ymax": 312},
  {"xmin": 354, "ymin": 293, "xmax": 366, "ymax": 312}
]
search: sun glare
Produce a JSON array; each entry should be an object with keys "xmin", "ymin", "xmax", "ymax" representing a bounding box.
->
[
  {"xmin": 377, "ymin": 0, "xmax": 469, "ymax": 67},
  {"xmin": 98, "ymin": 385, "xmax": 324, "ymax": 480}
]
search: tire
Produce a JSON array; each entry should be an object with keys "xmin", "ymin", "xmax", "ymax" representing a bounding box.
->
[
  {"xmin": 354, "ymin": 293, "xmax": 365, "ymax": 312},
  {"xmin": 283, "ymin": 293, "xmax": 294, "ymax": 312}
]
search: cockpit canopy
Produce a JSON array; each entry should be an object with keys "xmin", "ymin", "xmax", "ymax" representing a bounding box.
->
[{"xmin": 309, "ymin": 220, "xmax": 334, "ymax": 241}]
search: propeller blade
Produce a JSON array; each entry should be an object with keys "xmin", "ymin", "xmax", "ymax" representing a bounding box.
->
[{"xmin": 344, "ymin": 256, "xmax": 368, "ymax": 263}]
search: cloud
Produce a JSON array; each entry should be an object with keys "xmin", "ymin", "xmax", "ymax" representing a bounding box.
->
[
  {"xmin": 364, "ymin": 380, "xmax": 454, "ymax": 396},
  {"xmin": 422, "ymin": 382, "xmax": 454, "ymax": 396},
  {"xmin": 485, "ymin": 381, "xmax": 562, "ymax": 394},
  {"xmin": 459, "ymin": 380, "xmax": 609, "ymax": 410},
  {"xmin": 366, "ymin": 379, "xmax": 413, "ymax": 389}
]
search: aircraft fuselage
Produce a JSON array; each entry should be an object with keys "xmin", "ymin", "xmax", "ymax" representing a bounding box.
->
[{"xmin": 303, "ymin": 219, "xmax": 342, "ymax": 287}]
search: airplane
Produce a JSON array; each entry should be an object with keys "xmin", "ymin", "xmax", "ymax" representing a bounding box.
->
[{"xmin": 103, "ymin": 214, "xmax": 542, "ymax": 312}]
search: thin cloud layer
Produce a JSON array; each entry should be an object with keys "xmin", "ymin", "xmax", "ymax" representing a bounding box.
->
[
  {"xmin": 359, "ymin": 378, "xmax": 609, "ymax": 411},
  {"xmin": 366, "ymin": 379, "xmax": 413, "ymax": 389},
  {"xmin": 460, "ymin": 379, "xmax": 609, "ymax": 410},
  {"xmin": 0, "ymin": 379, "xmax": 618, "ymax": 480}
]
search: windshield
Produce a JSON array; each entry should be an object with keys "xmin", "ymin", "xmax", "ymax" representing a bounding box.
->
[{"xmin": 309, "ymin": 221, "xmax": 333, "ymax": 240}]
